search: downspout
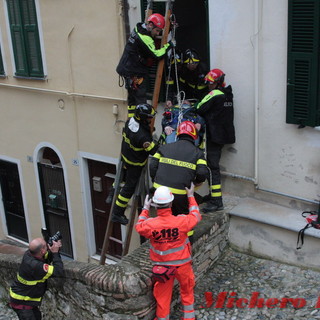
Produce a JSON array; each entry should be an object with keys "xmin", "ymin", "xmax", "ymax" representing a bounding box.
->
[{"xmin": 253, "ymin": 0, "xmax": 260, "ymax": 188}]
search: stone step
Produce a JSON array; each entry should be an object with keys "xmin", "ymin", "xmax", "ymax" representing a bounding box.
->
[{"xmin": 228, "ymin": 197, "xmax": 320, "ymax": 270}]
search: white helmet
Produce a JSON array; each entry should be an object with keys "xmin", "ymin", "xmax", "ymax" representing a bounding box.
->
[{"xmin": 152, "ymin": 186, "xmax": 174, "ymax": 204}]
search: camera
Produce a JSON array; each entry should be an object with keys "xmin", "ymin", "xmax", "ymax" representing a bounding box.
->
[{"xmin": 41, "ymin": 228, "xmax": 62, "ymax": 246}]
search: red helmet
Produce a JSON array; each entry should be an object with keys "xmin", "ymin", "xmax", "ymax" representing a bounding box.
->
[
  {"xmin": 147, "ymin": 13, "xmax": 165, "ymax": 29},
  {"xmin": 204, "ymin": 68, "xmax": 226, "ymax": 87},
  {"xmin": 177, "ymin": 121, "xmax": 198, "ymax": 140}
]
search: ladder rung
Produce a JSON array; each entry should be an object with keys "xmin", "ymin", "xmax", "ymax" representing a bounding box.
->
[{"xmin": 109, "ymin": 236, "xmax": 124, "ymax": 245}]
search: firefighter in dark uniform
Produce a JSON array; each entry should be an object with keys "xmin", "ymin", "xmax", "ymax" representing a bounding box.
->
[
  {"xmin": 149, "ymin": 121, "xmax": 208, "ymax": 218},
  {"xmin": 195, "ymin": 68, "xmax": 235, "ymax": 213},
  {"xmin": 111, "ymin": 103, "xmax": 157, "ymax": 225},
  {"xmin": 9, "ymin": 237, "xmax": 64, "ymax": 320},
  {"xmin": 116, "ymin": 13, "xmax": 173, "ymax": 118},
  {"xmin": 166, "ymin": 49, "xmax": 209, "ymax": 107}
]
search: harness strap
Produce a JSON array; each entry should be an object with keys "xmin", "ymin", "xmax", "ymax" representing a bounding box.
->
[{"xmin": 296, "ymin": 223, "xmax": 312, "ymax": 250}]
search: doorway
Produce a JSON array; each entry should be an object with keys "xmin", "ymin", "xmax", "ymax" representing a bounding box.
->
[
  {"xmin": 87, "ymin": 159, "xmax": 122, "ymax": 258},
  {"xmin": 0, "ymin": 160, "xmax": 28, "ymax": 242},
  {"xmin": 37, "ymin": 148, "xmax": 73, "ymax": 258}
]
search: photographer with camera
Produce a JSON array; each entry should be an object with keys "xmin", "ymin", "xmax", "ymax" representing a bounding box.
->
[{"xmin": 9, "ymin": 233, "xmax": 64, "ymax": 320}]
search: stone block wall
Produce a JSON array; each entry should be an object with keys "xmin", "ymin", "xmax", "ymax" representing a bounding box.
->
[{"xmin": 0, "ymin": 212, "xmax": 229, "ymax": 320}]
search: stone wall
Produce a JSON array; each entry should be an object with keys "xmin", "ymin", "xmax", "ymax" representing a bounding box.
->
[{"xmin": 0, "ymin": 212, "xmax": 229, "ymax": 320}]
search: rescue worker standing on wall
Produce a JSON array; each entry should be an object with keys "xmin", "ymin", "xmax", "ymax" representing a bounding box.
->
[
  {"xmin": 116, "ymin": 13, "xmax": 174, "ymax": 118},
  {"xmin": 149, "ymin": 121, "xmax": 208, "ymax": 216},
  {"xmin": 9, "ymin": 237, "xmax": 64, "ymax": 320},
  {"xmin": 111, "ymin": 103, "xmax": 157, "ymax": 225},
  {"xmin": 135, "ymin": 183, "xmax": 200, "ymax": 320},
  {"xmin": 195, "ymin": 68, "xmax": 235, "ymax": 213}
]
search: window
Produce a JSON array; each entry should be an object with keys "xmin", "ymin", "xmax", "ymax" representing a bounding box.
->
[
  {"xmin": 287, "ymin": 0, "xmax": 320, "ymax": 127},
  {"xmin": 6, "ymin": 0, "xmax": 44, "ymax": 78},
  {"xmin": 0, "ymin": 45, "xmax": 4, "ymax": 76}
]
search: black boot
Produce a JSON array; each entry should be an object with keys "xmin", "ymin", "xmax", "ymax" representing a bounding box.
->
[
  {"xmin": 202, "ymin": 198, "xmax": 224, "ymax": 213},
  {"xmin": 111, "ymin": 213, "xmax": 129, "ymax": 225},
  {"xmin": 111, "ymin": 206, "xmax": 129, "ymax": 225},
  {"xmin": 105, "ymin": 187, "xmax": 115, "ymax": 204}
]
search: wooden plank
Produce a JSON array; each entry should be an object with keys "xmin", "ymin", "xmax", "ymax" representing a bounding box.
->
[{"xmin": 150, "ymin": 0, "xmax": 172, "ymax": 132}]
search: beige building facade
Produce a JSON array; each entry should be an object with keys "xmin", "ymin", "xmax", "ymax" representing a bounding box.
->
[{"xmin": 0, "ymin": 0, "xmax": 320, "ymax": 264}]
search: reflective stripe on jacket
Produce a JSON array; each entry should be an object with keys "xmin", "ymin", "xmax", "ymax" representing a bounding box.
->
[
  {"xmin": 121, "ymin": 118, "xmax": 157, "ymax": 166},
  {"xmin": 149, "ymin": 137, "xmax": 207, "ymax": 194},
  {"xmin": 135, "ymin": 196, "xmax": 201, "ymax": 266},
  {"xmin": 116, "ymin": 22, "xmax": 170, "ymax": 77},
  {"xmin": 10, "ymin": 251, "xmax": 64, "ymax": 307},
  {"xmin": 196, "ymin": 85, "xmax": 235, "ymax": 145}
]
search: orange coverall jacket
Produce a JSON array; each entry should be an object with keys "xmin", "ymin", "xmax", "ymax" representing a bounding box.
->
[{"xmin": 135, "ymin": 196, "xmax": 201, "ymax": 266}]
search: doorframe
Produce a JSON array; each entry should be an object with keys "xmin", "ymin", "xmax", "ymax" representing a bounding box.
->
[
  {"xmin": 0, "ymin": 155, "xmax": 30, "ymax": 244},
  {"xmin": 79, "ymin": 151, "xmax": 125, "ymax": 260},
  {"xmin": 33, "ymin": 142, "xmax": 76, "ymax": 259}
]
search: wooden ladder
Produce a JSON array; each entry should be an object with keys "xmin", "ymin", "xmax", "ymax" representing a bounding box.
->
[{"xmin": 99, "ymin": 0, "xmax": 173, "ymax": 265}]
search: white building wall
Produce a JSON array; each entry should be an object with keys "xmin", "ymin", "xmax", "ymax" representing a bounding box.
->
[{"xmin": 209, "ymin": 0, "xmax": 320, "ymax": 204}]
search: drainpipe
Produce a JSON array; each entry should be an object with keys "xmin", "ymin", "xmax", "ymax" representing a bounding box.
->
[{"xmin": 253, "ymin": 0, "xmax": 260, "ymax": 188}]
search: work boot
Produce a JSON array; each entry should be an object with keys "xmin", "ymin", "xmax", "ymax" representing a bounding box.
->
[
  {"xmin": 202, "ymin": 198, "xmax": 224, "ymax": 213},
  {"xmin": 111, "ymin": 213, "xmax": 129, "ymax": 225},
  {"xmin": 105, "ymin": 187, "xmax": 115, "ymax": 204}
]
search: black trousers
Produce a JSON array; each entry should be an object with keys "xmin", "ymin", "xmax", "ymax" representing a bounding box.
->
[
  {"xmin": 113, "ymin": 165, "xmax": 144, "ymax": 215},
  {"xmin": 171, "ymin": 193, "xmax": 203, "ymax": 216},
  {"xmin": 206, "ymin": 140, "xmax": 224, "ymax": 198},
  {"xmin": 13, "ymin": 307, "xmax": 42, "ymax": 320},
  {"xmin": 125, "ymin": 77, "xmax": 148, "ymax": 117}
]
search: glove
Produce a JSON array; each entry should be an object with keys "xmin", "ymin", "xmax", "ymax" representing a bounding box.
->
[
  {"xmin": 185, "ymin": 182, "xmax": 195, "ymax": 197},
  {"xmin": 143, "ymin": 195, "xmax": 152, "ymax": 211}
]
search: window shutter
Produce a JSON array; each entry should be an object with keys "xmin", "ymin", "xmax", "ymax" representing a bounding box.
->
[
  {"xmin": 21, "ymin": 0, "xmax": 43, "ymax": 77},
  {"xmin": 287, "ymin": 0, "xmax": 320, "ymax": 127},
  {"xmin": 7, "ymin": 0, "xmax": 29, "ymax": 76},
  {"xmin": 7, "ymin": 0, "xmax": 43, "ymax": 78}
]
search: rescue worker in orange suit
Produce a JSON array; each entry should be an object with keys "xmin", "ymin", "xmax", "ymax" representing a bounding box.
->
[
  {"xmin": 135, "ymin": 183, "xmax": 201, "ymax": 320},
  {"xmin": 149, "ymin": 121, "xmax": 208, "ymax": 216},
  {"xmin": 111, "ymin": 103, "xmax": 157, "ymax": 225},
  {"xmin": 9, "ymin": 237, "xmax": 64, "ymax": 320},
  {"xmin": 195, "ymin": 69, "xmax": 235, "ymax": 213},
  {"xmin": 116, "ymin": 13, "xmax": 174, "ymax": 118}
]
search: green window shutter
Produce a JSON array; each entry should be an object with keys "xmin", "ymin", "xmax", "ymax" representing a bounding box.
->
[
  {"xmin": 7, "ymin": 0, "xmax": 43, "ymax": 78},
  {"xmin": 7, "ymin": 0, "xmax": 29, "ymax": 76},
  {"xmin": 21, "ymin": 0, "xmax": 43, "ymax": 77},
  {"xmin": 0, "ymin": 46, "xmax": 4, "ymax": 75},
  {"xmin": 287, "ymin": 0, "xmax": 320, "ymax": 127}
]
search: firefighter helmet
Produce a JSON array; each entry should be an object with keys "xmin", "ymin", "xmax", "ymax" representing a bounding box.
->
[
  {"xmin": 204, "ymin": 68, "xmax": 226, "ymax": 87},
  {"xmin": 147, "ymin": 13, "xmax": 165, "ymax": 29},
  {"xmin": 177, "ymin": 121, "xmax": 198, "ymax": 140},
  {"xmin": 152, "ymin": 186, "xmax": 174, "ymax": 204},
  {"xmin": 135, "ymin": 104, "xmax": 156, "ymax": 120},
  {"xmin": 183, "ymin": 49, "xmax": 200, "ymax": 64}
]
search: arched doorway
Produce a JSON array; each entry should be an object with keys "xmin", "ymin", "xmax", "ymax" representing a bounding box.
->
[{"xmin": 37, "ymin": 147, "xmax": 73, "ymax": 258}]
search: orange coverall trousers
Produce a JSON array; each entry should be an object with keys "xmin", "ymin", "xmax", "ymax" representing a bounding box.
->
[{"xmin": 153, "ymin": 262, "xmax": 196, "ymax": 320}]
